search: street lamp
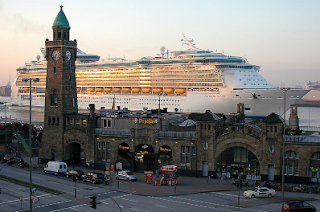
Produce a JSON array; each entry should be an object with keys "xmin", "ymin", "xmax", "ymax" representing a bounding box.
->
[
  {"xmin": 282, "ymin": 88, "xmax": 289, "ymax": 199},
  {"xmin": 0, "ymin": 101, "xmax": 7, "ymax": 146},
  {"xmin": 22, "ymin": 77, "xmax": 39, "ymax": 212}
]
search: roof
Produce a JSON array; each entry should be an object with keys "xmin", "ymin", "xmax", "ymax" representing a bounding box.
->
[
  {"xmin": 179, "ymin": 119, "xmax": 196, "ymax": 126},
  {"xmin": 53, "ymin": 5, "xmax": 70, "ymax": 29},
  {"xmin": 262, "ymin": 113, "xmax": 283, "ymax": 124},
  {"xmin": 188, "ymin": 110, "xmax": 220, "ymax": 121}
]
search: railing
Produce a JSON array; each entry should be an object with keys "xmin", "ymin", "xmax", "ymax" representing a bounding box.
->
[
  {"xmin": 95, "ymin": 128, "xmax": 131, "ymax": 136},
  {"xmin": 14, "ymin": 134, "xmax": 30, "ymax": 153},
  {"xmin": 284, "ymin": 135, "xmax": 320, "ymax": 143},
  {"xmin": 284, "ymin": 135, "xmax": 307, "ymax": 142},
  {"xmin": 300, "ymin": 126, "xmax": 320, "ymax": 132},
  {"xmin": 158, "ymin": 131, "xmax": 195, "ymax": 139}
]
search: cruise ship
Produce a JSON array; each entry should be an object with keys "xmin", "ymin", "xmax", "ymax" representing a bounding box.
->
[{"xmin": 11, "ymin": 34, "xmax": 309, "ymax": 118}]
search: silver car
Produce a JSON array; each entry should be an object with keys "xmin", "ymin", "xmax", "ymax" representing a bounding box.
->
[{"xmin": 116, "ymin": 170, "xmax": 137, "ymax": 181}]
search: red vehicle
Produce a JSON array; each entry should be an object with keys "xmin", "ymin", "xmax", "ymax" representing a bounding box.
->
[{"xmin": 282, "ymin": 200, "xmax": 316, "ymax": 212}]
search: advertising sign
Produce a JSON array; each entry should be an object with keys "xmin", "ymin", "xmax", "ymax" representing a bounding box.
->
[{"xmin": 116, "ymin": 162, "xmax": 122, "ymax": 170}]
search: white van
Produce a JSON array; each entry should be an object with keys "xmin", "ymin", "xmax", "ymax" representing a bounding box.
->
[{"xmin": 44, "ymin": 161, "xmax": 67, "ymax": 175}]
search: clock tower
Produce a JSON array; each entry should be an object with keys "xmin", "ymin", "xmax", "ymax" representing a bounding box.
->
[{"xmin": 39, "ymin": 5, "xmax": 78, "ymax": 161}]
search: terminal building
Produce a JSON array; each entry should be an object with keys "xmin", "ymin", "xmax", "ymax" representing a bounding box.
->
[{"xmin": 38, "ymin": 6, "xmax": 320, "ymax": 185}]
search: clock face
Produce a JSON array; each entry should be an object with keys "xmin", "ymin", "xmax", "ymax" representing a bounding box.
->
[
  {"xmin": 52, "ymin": 50, "xmax": 60, "ymax": 61},
  {"xmin": 66, "ymin": 50, "xmax": 72, "ymax": 61}
]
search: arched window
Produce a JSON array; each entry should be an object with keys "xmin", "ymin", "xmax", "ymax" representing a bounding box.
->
[{"xmin": 311, "ymin": 152, "xmax": 320, "ymax": 160}]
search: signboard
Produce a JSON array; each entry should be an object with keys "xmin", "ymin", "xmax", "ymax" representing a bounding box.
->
[
  {"xmin": 119, "ymin": 145, "xmax": 129, "ymax": 150},
  {"xmin": 31, "ymin": 196, "xmax": 39, "ymax": 203},
  {"xmin": 105, "ymin": 163, "xmax": 110, "ymax": 171},
  {"xmin": 32, "ymin": 188, "xmax": 37, "ymax": 197},
  {"xmin": 138, "ymin": 118, "xmax": 154, "ymax": 124},
  {"xmin": 160, "ymin": 146, "xmax": 171, "ymax": 153},
  {"xmin": 116, "ymin": 162, "xmax": 122, "ymax": 170}
]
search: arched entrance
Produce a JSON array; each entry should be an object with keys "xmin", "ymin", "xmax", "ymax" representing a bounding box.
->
[
  {"xmin": 117, "ymin": 142, "xmax": 132, "ymax": 169},
  {"xmin": 158, "ymin": 145, "xmax": 172, "ymax": 166},
  {"xmin": 135, "ymin": 144, "xmax": 154, "ymax": 171},
  {"xmin": 65, "ymin": 142, "xmax": 82, "ymax": 165},
  {"xmin": 216, "ymin": 147, "xmax": 260, "ymax": 179}
]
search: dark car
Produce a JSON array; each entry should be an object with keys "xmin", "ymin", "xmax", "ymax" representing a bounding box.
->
[
  {"xmin": 2, "ymin": 156, "xmax": 15, "ymax": 164},
  {"xmin": 282, "ymin": 200, "xmax": 316, "ymax": 212},
  {"xmin": 82, "ymin": 172, "xmax": 104, "ymax": 184},
  {"xmin": 66, "ymin": 170, "xmax": 85, "ymax": 180}
]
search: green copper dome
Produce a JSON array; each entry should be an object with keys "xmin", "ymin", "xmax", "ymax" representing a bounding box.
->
[{"xmin": 53, "ymin": 5, "xmax": 70, "ymax": 28}]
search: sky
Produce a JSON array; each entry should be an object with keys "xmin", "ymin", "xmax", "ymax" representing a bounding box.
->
[{"xmin": 0, "ymin": 0, "xmax": 319, "ymax": 87}]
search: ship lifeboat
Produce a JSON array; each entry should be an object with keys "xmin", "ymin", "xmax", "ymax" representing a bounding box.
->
[
  {"xmin": 113, "ymin": 87, "xmax": 121, "ymax": 93},
  {"xmin": 23, "ymin": 87, "xmax": 29, "ymax": 92},
  {"xmin": 122, "ymin": 87, "xmax": 131, "ymax": 93},
  {"xmin": 175, "ymin": 88, "xmax": 186, "ymax": 94},
  {"xmin": 87, "ymin": 87, "xmax": 95, "ymax": 92},
  {"xmin": 152, "ymin": 88, "xmax": 163, "ymax": 93},
  {"xmin": 95, "ymin": 87, "xmax": 104, "ymax": 92},
  {"xmin": 142, "ymin": 88, "xmax": 151, "ymax": 93},
  {"xmin": 132, "ymin": 87, "xmax": 141, "ymax": 93},
  {"xmin": 104, "ymin": 87, "xmax": 112, "ymax": 92},
  {"xmin": 164, "ymin": 88, "xmax": 174, "ymax": 94},
  {"xmin": 76, "ymin": 88, "xmax": 81, "ymax": 93}
]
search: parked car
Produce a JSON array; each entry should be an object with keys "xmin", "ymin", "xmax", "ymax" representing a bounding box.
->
[
  {"xmin": 0, "ymin": 153, "xmax": 5, "ymax": 161},
  {"xmin": 2, "ymin": 156, "xmax": 15, "ymax": 164},
  {"xmin": 243, "ymin": 187, "xmax": 276, "ymax": 198},
  {"xmin": 82, "ymin": 172, "xmax": 104, "ymax": 184},
  {"xmin": 116, "ymin": 170, "xmax": 137, "ymax": 181},
  {"xmin": 66, "ymin": 170, "xmax": 85, "ymax": 180},
  {"xmin": 282, "ymin": 200, "xmax": 316, "ymax": 212}
]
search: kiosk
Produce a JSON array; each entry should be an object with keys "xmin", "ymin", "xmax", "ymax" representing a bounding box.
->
[{"xmin": 160, "ymin": 165, "xmax": 178, "ymax": 185}]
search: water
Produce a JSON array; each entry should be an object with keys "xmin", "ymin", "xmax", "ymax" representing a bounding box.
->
[{"xmin": 1, "ymin": 96, "xmax": 320, "ymax": 127}]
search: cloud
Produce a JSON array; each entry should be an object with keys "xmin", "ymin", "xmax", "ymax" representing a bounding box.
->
[{"xmin": 12, "ymin": 13, "xmax": 51, "ymax": 36}]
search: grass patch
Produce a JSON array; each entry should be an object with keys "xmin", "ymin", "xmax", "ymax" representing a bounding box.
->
[{"xmin": 0, "ymin": 174, "xmax": 63, "ymax": 195}]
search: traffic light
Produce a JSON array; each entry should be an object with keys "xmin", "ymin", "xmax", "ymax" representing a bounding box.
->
[
  {"xmin": 239, "ymin": 179, "xmax": 243, "ymax": 188},
  {"xmin": 89, "ymin": 195, "xmax": 97, "ymax": 209},
  {"xmin": 234, "ymin": 180, "xmax": 243, "ymax": 188}
]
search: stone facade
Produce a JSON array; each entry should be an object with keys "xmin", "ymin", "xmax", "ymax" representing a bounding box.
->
[{"xmin": 39, "ymin": 6, "xmax": 79, "ymax": 162}]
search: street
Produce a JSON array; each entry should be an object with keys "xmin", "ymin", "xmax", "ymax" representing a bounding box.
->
[{"xmin": 0, "ymin": 165, "xmax": 320, "ymax": 212}]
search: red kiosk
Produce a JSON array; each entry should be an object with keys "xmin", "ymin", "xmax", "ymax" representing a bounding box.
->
[{"xmin": 160, "ymin": 165, "xmax": 178, "ymax": 185}]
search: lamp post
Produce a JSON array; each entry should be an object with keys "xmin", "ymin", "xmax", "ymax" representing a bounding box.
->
[
  {"xmin": 22, "ymin": 77, "xmax": 39, "ymax": 212},
  {"xmin": 0, "ymin": 102, "xmax": 8, "ymax": 146},
  {"xmin": 282, "ymin": 88, "xmax": 288, "ymax": 199}
]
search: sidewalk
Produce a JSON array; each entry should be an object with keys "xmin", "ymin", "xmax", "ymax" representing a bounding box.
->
[{"xmin": 72, "ymin": 162, "xmax": 239, "ymax": 196}]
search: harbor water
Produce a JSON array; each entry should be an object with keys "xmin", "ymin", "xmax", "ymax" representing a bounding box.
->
[{"xmin": 1, "ymin": 96, "xmax": 320, "ymax": 127}]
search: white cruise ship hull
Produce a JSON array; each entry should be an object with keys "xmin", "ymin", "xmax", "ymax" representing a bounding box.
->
[{"xmin": 11, "ymin": 83, "xmax": 309, "ymax": 117}]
